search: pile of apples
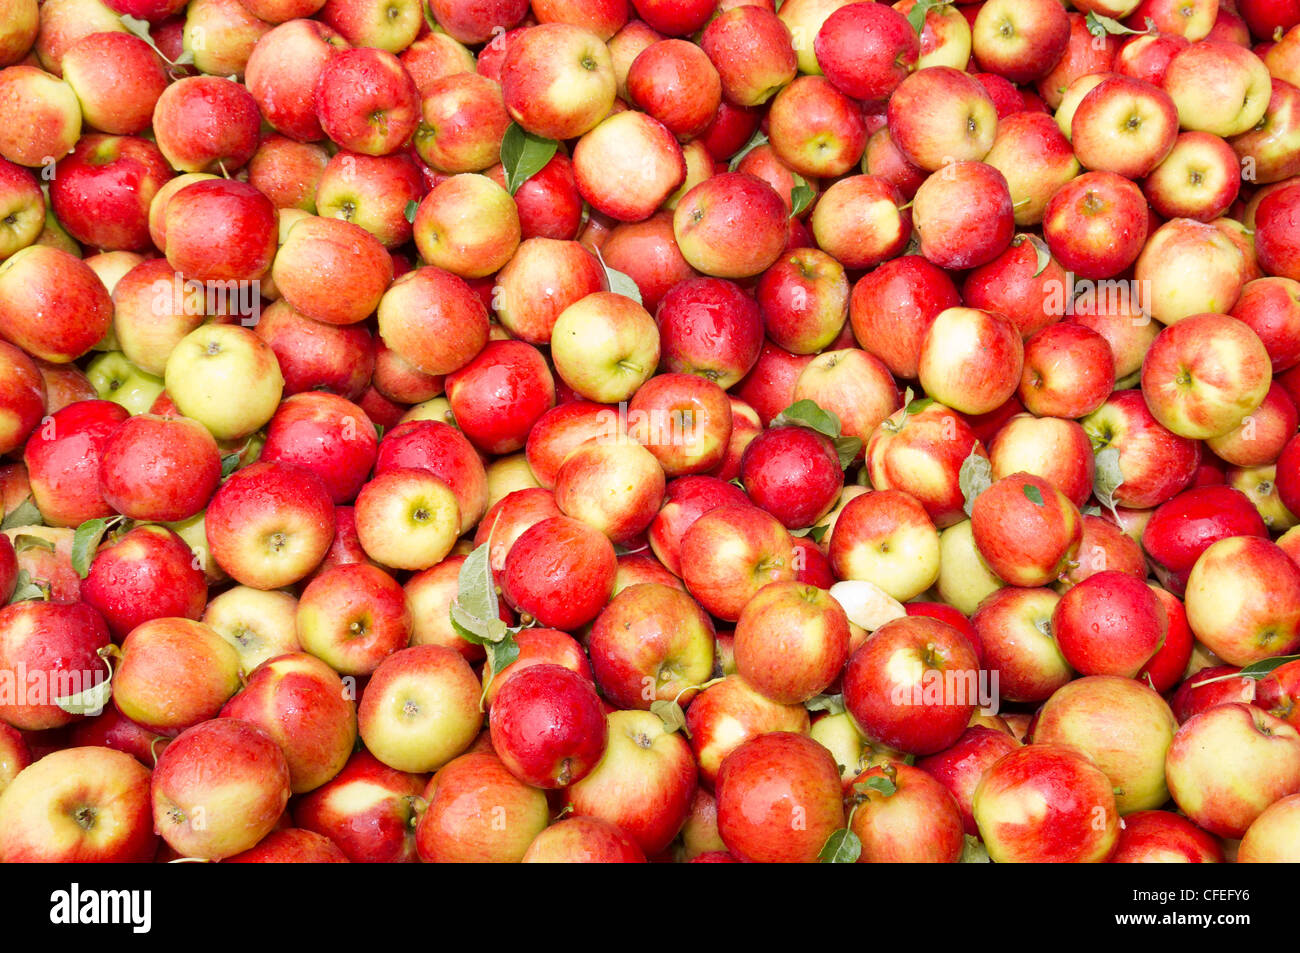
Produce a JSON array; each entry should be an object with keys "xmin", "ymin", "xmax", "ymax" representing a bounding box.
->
[{"xmin": 4, "ymin": 0, "xmax": 1300, "ymax": 865}]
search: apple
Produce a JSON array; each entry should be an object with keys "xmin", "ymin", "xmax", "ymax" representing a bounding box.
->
[
  {"xmin": 22, "ymin": 399, "xmax": 128, "ymax": 528},
  {"xmin": 152, "ymin": 718, "xmax": 292, "ymax": 859},
  {"xmin": 699, "ymin": 5, "xmax": 796, "ymax": 108},
  {"xmin": 1141, "ymin": 312, "xmax": 1271, "ymax": 443},
  {"xmin": 843, "ymin": 615, "xmax": 982, "ymax": 756},
  {"xmin": 550, "ymin": 292, "xmax": 660, "ymax": 406},
  {"xmin": 202, "ymin": 586, "xmax": 300, "ymax": 673},
  {"xmin": 81, "ymin": 524, "xmax": 207, "ymax": 641},
  {"xmin": 971, "ymin": 586, "xmax": 1071, "ymax": 703},
  {"xmin": 811, "ymin": 174, "xmax": 911, "ymax": 271},
  {"xmin": 503, "ymin": 515, "xmax": 618, "ymax": 630},
  {"xmin": 1144, "ymin": 131, "xmax": 1241, "ymax": 222},
  {"xmin": 865, "ymin": 400, "xmax": 985, "ymax": 530},
  {"xmin": 357, "ymin": 644, "xmax": 482, "ymax": 773},
  {"xmin": 563, "ymin": 708, "xmax": 697, "ymax": 855},
  {"xmin": 414, "ymin": 749, "xmax": 549, "ymax": 863},
  {"xmin": 1231, "ymin": 277, "xmax": 1300, "ymax": 373},
  {"xmin": 813, "ymin": 2, "xmax": 917, "ymax": 101},
  {"xmin": 293, "ymin": 749, "xmax": 423, "ymax": 863},
  {"xmin": 1042, "ymin": 171, "xmax": 1150, "ymax": 279},
  {"xmin": 1081, "ymin": 390, "xmax": 1202, "ymax": 510},
  {"xmin": 657, "ymin": 277, "xmax": 765, "ymax": 389},
  {"xmin": 493, "ymin": 238, "xmax": 603, "ymax": 346},
  {"xmin": 1164, "ymin": 40, "xmax": 1272, "ymax": 137},
  {"xmin": 489, "ymin": 662, "xmax": 607, "ymax": 788},
  {"xmin": 522, "ymin": 817, "xmax": 646, "ymax": 863},
  {"xmin": 915, "ymin": 726, "xmax": 1021, "ymax": 838},
  {"xmin": 973, "ymin": 744, "xmax": 1120, "ymax": 862},
  {"xmin": 151, "ymin": 75, "xmax": 261, "ymax": 174},
  {"xmin": 680, "ymin": 502, "xmax": 796, "ymax": 621},
  {"xmin": 0, "ymin": 65, "xmax": 81, "ymax": 167},
  {"xmin": 1185, "ymin": 535, "xmax": 1300, "ymax": 666},
  {"xmin": 672, "ymin": 172, "xmax": 788, "ymax": 279},
  {"xmin": 626, "ymin": 372, "xmax": 733, "ymax": 477},
  {"xmin": 401, "ymin": 29, "xmax": 475, "ymax": 93},
  {"xmin": 113, "ymin": 617, "xmax": 241, "ymax": 735},
  {"xmin": 296, "ymin": 561, "xmax": 411, "ymax": 677},
  {"xmin": 1109, "ymin": 809, "xmax": 1225, "ymax": 863},
  {"xmin": 1136, "ymin": 220, "xmax": 1248, "ymax": 327},
  {"xmin": 500, "ymin": 23, "xmax": 616, "ymax": 140},
  {"xmin": 223, "ymin": 828, "xmax": 350, "ymax": 863},
  {"xmin": 0, "ymin": 245, "xmax": 112, "ymax": 364},
  {"xmin": 1070, "ymin": 75, "xmax": 1179, "ymax": 180},
  {"xmin": 314, "ymin": 150, "xmax": 423, "ymax": 247},
  {"xmin": 847, "ymin": 762, "xmax": 965, "ymax": 863},
  {"xmin": 971, "ymin": 472, "xmax": 1083, "ymax": 588},
  {"xmin": 828, "ymin": 490, "xmax": 941, "ymax": 603},
  {"xmin": 918, "ymin": 307, "xmax": 1023, "ymax": 416},
  {"xmin": 205, "ymin": 461, "xmax": 335, "ymax": 590},
  {"xmin": 1032, "ymin": 675, "xmax": 1177, "ymax": 814},
  {"xmin": 315, "ymin": 47, "xmax": 420, "ymax": 156},
  {"xmin": 0, "ymin": 746, "xmax": 155, "ymax": 862},
  {"xmin": 739, "ymin": 424, "xmax": 842, "ymax": 531},
  {"xmin": 624, "ymin": 38, "xmax": 720, "ymax": 144},
  {"xmin": 1255, "ymin": 179, "xmax": 1300, "ymax": 283},
  {"xmin": 715, "ymin": 731, "xmax": 843, "ymax": 864},
  {"xmin": 733, "ymin": 580, "xmax": 848, "ymax": 705},
  {"xmin": 1166, "ymin": 702, "xmax": 1300, "ymax": 838},
  {"xmin": 272, "ymin": 215, "xmax": 393, "ymax": 327},
  {"xmin": 886, "ymin": 66, "xmax": 998, "ymax": 172},
  {"xmin": 0, "ymin": 599, "xmax": 110, "ymax": 731},
  {"xmin": 0, "ymin": 339, "xmax": 43, "ymax": 458}
]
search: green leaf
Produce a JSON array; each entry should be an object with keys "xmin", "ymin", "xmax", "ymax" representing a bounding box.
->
[
  {"xmin": 854, "ymin": 775, "xmax": 898, "ymax": 797},
  {"xmin": 1085, "ymin": 10, "xmax": 1150, "ymax": 36},
  {"xmin": 485, "ymin": 635, "xmax": 519, "ymax": 677},
  {"xmin": 1, "ymin": 497, "xmax": 42, "ymax": 530},
  {"xmin": 650, "ymin": 698, "xmax": 687, "ymax": 735},
  {"xmin": 1023, "ymin": 484, "xmax": 1044, "ymax": 507},
  {"xmin": 7, "ymin": 569, "xmax": 45, "ymax": 604},
  {"xmin": 905, "ymin": 396, "xmax": 934, "ymax": 416},
  {"xmin": 727, "ymin": 130, "xmax": 768, "ymax": 172},
  {"xmin": 833, "ymin": 436, "xmax": 862, "ymax": 470},
  {"xmin": 1238, "ymin": 655, "xmax": 1300, "ymax": 680},
  {"xmin": 404, "ymin": 199, "xmax": 419, "ymax": 224},
  {"xmin": 172, "ymin": 49, "xmax": 194, "ymax": 67},
  {"xmin": 906, "ymin": 0, "xmax": 940, "ymax": 33},
  {"xmin": 805, "ymin": 693, "xmax": 845, "ymax": 715},
  {"xmin": 422, "ymin": 0, "xmax": 437, "ymax": 32},
  {"xmin": 959, "ymin": 448, "xmax": 992, "ymax": 517},
  {"xmin": 500, "ymin": 123, "xmax": 558, "ymax": 195},
  {"xmin": 790, "ymin": 175, "xmax": 815, "ymax": 218},
  {"xmin": 53, "ymin": 671, "xmax": 112, "ymax": 716},
  {"xmin": 771, "ymin": 399, "xmax": 843, "ymax": 439},
  {"xmin": 71, "ymin": 518, "xmax": 114, "ymax": 579},
  {"xmin": 118, "ymin": 14, "xmax": 154, "ymax": 41},
  {"xmin": 791, "ymin": 524, "xmax": 829, "ymax": 543},
  {"xmin": 11, "ymin": 534, "xmax": 54, "ymax": 555},
  {"xmin": 449, "ymin": 602, "xmax": 491, "ymax": 645},
  {"xmin": 819, "ymin": 827, "xmax": 861, "ymax": 863},
  {"xmin": 596, "ymin": 251, "xmax": 643, "ymax": 306},
  {"xmin": 1014, "ymin": 234, "xmax": 1052, "ymax": 277},
  {"xmin": 220, "ymin": 452, "xmax": 242, "ymax": 478},
  {"xmin": 960, "ymin": 834, "xmax": 991, "ymax": 863},
  {"xmin": 455, "ymin": 541, "xmax": 497, "ymax": 622},
  {"xmin": 1093, "ymin": 446, "xmax": 1124, "ymax": 520}
]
